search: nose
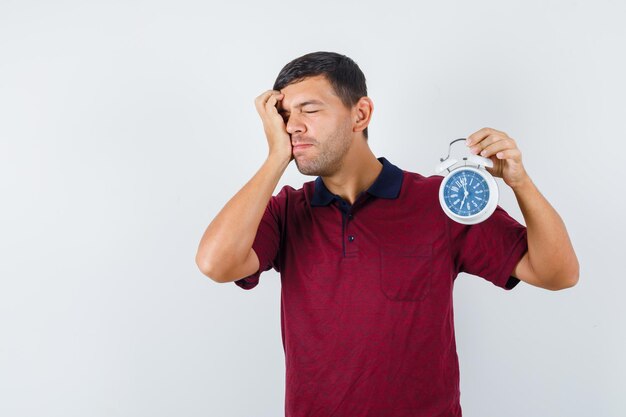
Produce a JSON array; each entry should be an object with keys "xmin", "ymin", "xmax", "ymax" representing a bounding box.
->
[{"xmin": 285, "ymin": 112, "xmax": 306, "ymax": 135}]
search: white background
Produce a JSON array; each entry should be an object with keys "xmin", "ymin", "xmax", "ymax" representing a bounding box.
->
[{"xmin": 1, "ymin": 1, "xmax": 623, "ymax": 416}]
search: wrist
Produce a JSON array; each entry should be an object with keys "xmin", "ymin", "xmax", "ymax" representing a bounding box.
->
[
  {"xmin": 510, "ymin": 174, "xmax": 534, "ymax": 194},
  {"xmin": 266, "ymin": 152, "xmax": 292, "ymax": 170}
]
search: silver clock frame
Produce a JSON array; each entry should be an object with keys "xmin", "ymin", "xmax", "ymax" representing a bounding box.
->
[{"xmin": 436, "ymin": 138, "xmax": 499, "ymax": 225}]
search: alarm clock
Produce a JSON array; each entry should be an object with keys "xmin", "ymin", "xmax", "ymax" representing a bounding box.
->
[{"xmin": 435, "ymin": 138, "xmax": 499, "ymax": 225}]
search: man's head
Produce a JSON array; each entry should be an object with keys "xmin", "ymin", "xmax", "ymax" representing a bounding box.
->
[
  {"xmin": 273, "ymin": 51, "xmax": 369, "ymax": 140},
  {"xmin": 273, "ymin": 52, "xmax": 372, "ymax": 176}
]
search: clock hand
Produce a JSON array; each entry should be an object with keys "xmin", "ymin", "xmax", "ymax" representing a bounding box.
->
[{"xmin": 458, "ymin": 176, "xmax": 468, "ymax": 209}]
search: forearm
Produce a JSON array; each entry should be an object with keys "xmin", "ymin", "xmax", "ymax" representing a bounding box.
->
[
  {"xmin": 512, "ymin": 177, "xmax": 580, "ymax": 286},
  {"xmin": 195, "ymin": 154, "xmax": 290, "ymax": 276}
]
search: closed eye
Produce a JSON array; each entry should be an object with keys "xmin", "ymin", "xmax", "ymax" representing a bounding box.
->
[{"xmin": 279, "ymin": 110, "xmax": 319, "ymax": 120}]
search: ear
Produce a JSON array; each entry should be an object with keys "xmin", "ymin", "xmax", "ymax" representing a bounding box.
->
[{"xmin": 352, "ymin": 96, "xmax": 373, "ymax": 134}]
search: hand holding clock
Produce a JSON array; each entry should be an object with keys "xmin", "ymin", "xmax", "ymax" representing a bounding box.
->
[{"xmin": 466, "ymin": 127, "xmax": 530, "ymax": 190}]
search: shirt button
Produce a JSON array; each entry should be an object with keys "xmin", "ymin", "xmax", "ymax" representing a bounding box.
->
[
  {"xmin": 348, "ymin": 235, "xmax": 355, "ymax": 242},
  {"xmin": 348, "ymin": 214, "xmax": 353, "ymax": 219}
]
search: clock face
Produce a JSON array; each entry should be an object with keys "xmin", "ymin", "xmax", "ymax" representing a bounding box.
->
[{"xmin": 442, "ymin": 168, "xmax": 490, "ymax": 217}]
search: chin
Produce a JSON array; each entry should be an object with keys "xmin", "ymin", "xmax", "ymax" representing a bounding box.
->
[{"xmin": 294, "ymin": 160, "xmax": 320, "ymax": 176}]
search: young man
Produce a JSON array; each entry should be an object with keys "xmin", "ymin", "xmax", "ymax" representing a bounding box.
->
[{"xmin": 196, "ymin": 51, "xmax": 579, "ymax": 417}]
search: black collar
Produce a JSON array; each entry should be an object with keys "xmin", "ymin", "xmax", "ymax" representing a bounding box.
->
[{"xmin": 311, "ymin": 157, "xmax": 403, "ymax": 206}]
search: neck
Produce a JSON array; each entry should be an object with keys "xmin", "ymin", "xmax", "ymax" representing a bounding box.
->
[{"xmin": 321, "ymin": 138, "xmax": 383, "ymax": 205}]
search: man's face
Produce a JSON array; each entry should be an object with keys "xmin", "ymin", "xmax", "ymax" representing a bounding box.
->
[{"xmin": 277, "ymin": 75, "xmax": 354, "ymax": 177}]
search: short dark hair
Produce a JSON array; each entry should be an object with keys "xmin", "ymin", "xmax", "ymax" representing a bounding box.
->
[{"xmin": 273, "ymin": 51, "xmax": 369, "ymax": 139}]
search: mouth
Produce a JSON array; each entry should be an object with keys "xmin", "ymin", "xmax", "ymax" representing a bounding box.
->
[{"xmin": 293, "ymin": 144, "xmax": 314, "ymax": 153}]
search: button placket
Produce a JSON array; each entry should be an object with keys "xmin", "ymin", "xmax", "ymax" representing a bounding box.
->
[
  {"xmin": 344, "ymin": 210, "xmax": 358, "ymax": 256},
  {"xmin": 336, "ymin": 197, "xmax": 358, "ymax": 257}
]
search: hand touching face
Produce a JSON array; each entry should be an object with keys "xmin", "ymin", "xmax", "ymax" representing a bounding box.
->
[{"xmin": 254, "ymin": 90, "xmax": 293, "ymax": 163}]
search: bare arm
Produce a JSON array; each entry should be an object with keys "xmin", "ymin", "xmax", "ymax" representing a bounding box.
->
[
  {"xmin": 510, "ymin": 177, "xmax": 579, "ymax": 290},
  {"xmin": 467, "ymin": 127, "xmax": 579, "ymax": 290},
  {"xmin": 195, "ymin": 155, "xmax": 289, "ymax": 282},
  {"xmin": 195, "ymin": 90, "xmax": 292, "ymax": 282}
]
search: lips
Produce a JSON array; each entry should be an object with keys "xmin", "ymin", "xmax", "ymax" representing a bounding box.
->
[{"xmin": 293, "ymin": 143, "xmax": 314, "ymax": 151}]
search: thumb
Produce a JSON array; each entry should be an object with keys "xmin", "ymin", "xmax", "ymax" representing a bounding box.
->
[{"xmin": 484, "ymin": 159, "xmax": 502, "ymax": 178}]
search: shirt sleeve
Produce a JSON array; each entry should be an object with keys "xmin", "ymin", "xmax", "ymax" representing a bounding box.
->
[
  {"xmin": 448, "ymin": 204, "xmax": 528, "ymax": 290},
  {"xmin": 233, "ymin": 187, "xmax": 285, "ymax": 290}
]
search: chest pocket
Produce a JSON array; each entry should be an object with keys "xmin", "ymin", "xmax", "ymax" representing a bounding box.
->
[{"xmin": 380, "ymin": 243, "xmax": 433, "ymax": 302}]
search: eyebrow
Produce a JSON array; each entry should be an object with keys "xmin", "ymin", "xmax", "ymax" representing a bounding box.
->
[{"xmin": 278, "ymin": 100, "xmax": 325, "ymax": 114}]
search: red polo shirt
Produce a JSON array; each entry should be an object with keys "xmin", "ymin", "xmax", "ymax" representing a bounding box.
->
[{"xmin": 234, "ymin": 156, "xmax": 528, "ymax": 417}]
